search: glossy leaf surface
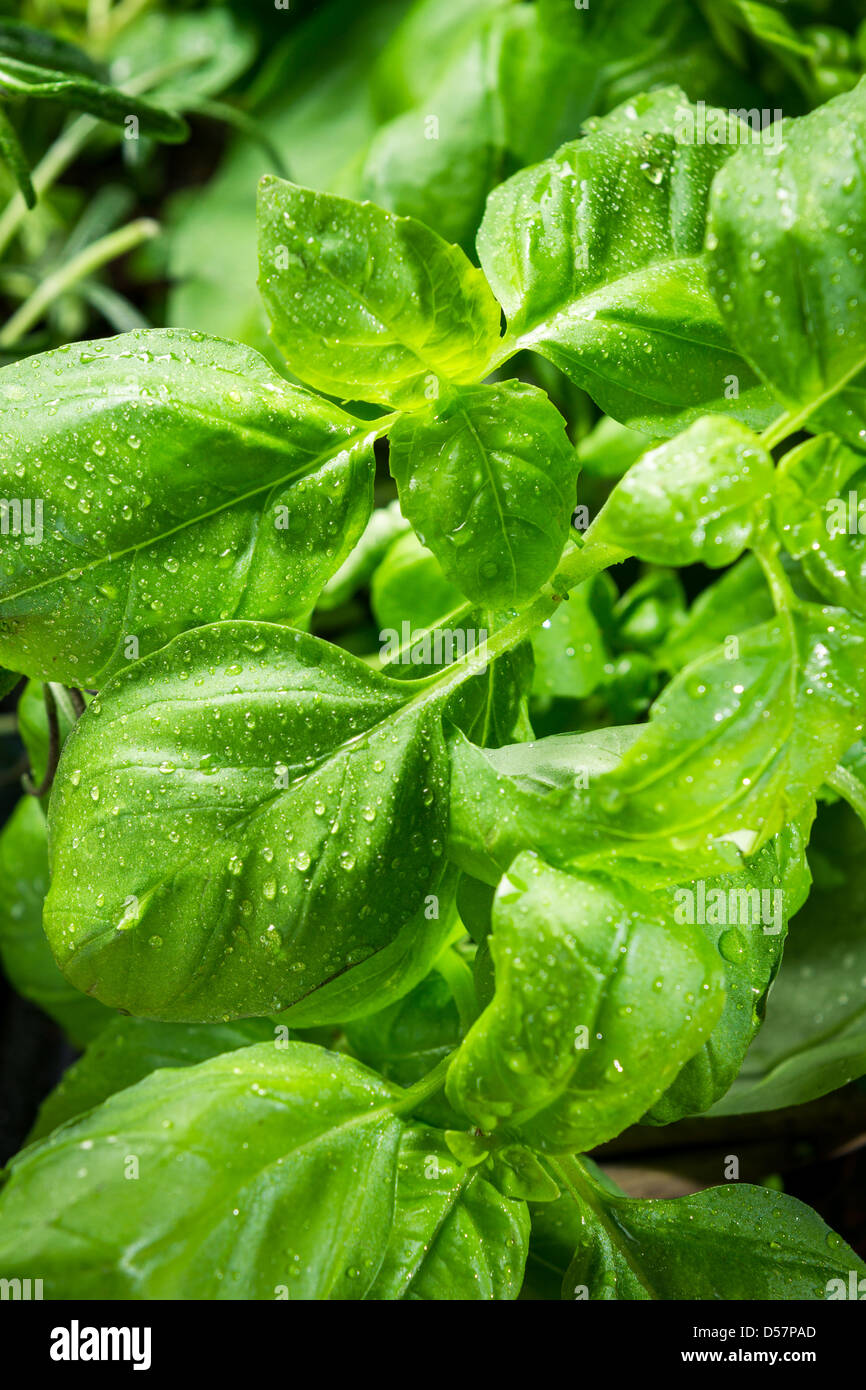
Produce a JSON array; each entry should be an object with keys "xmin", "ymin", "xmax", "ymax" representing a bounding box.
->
[
  {"xmin": 45, "ymin": 623, "xmax": 450, "ymax": 1021},
  {"xmin": 0, "ymin": 331, "xmax": 375, "ymax": 685}
]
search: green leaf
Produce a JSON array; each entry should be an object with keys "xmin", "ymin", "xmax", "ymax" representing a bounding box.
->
[
  {"xmin": 0, "ymin": 18, "xmax": 105, "ymax": 79},
  {"xmin": 257, "ymin": 177, "xmax": 501, "ymax": 408},
  {"xmin": 319, "ymin": 500, "xmax": 410, "ymax": 610},
  {"xmin": 371, "ymin": 530, "xmax": 466, "ymax": 643},
  {"xmin": 0, "ymin": 53, "xmax": 188, "ymax": 142},
  {"xmin": 645, "ymin": 810, "xmax": 814, "ymax": 1123},
  {"xmin": 345, "ymin": 971, "xmax": 463, "ymax": 1128},
  {"xmin": 0, "ymin": 798, "xmax": 109, "ymax": 1048},
  {"xmin": 361, "ymin": 9, "xmax": 514, "ymax": 251},
  {"xmin": 590, "ymin": 416, "xmax": 774, "ymax": 568},
  {"xmin": 577, "ymin": 415, "xmax": 653, "ymax": 481},
  {"xmin": 659, "ymin": 554, "xmax": 774, "ymax": 671},
  {"xmin": 447, "ymin": 725, "xmax": 736, "ymax": 888},
  {"xmin": 530, "ymin": 579, "xmax": 610, "ymax": 705},
  {"xmin": 557, "ymin": 1157, "xmax": 866, "ymax": 1300},
  {"xmin": 445, "ymin": 852, "xmax": 724, "ymax": 1152},
  {"xmin": 477, "ymin": 89, "xmax": 777, "ymax": 435},
  {"xmin": 593, "ymin": 605, "xmax": 866, "ymax": 855},
  {"xmin": 707, "ymin": 80, "xmax": 866, "ymax": 446},
  {"xmin": 389, "ymin": 381, "xmax": 579, "ymax": 607},
  {"xmin": 774, "ymin": 434, "xmax": 866, "ymax": 617},
  {"xmin": 368, "ymin": 0, "xmax": 513, "ymax": 120},
  {"xmin": 0, "ymin": 664, "xmax": 20, "ymax": 699},
  {"xmin": 714, "ymin": 801, "xmax": 866, "ymax": 1115},
  {"xmin": 109, "ymin": 10, "xmax": 257, "ymax": 105},
  {"xmin": 277, "ymin": 872, "xmax": 459, "ymax": 1030},
  {"xmin": 45, "ymin": 622, "xmax": 450, "ymax": 1022},
  {"xmin": 371, "ymin": 529, "xmax": 532, "ymax": 747},
  {"xmin": 0, "ymin": 330, "xmax": 376, "ymax": 685},
  {"xmin": 613, "ymin": 569, "xmax": 686, "ymax": 655},
  {"xmin": 30, "ymin": 1016, "xmax": 276, "ymax": 1142},
  {"xmin": 367, "ymin": 1127, "xmax": 529, "ymax": 1300},
  {"xmin": 0, "ymin": 1043, "xmax": 407, "ymax": 1299}
]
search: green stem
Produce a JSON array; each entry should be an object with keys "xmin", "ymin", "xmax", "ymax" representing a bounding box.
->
[
  {"xmin": 435, "ymin": 947, "xmax": 479, "ymax": 1033},
  {"xmin": 548, "ymin": 1153, "xmax": 660, "ymax": 1297},
  {"xmin": 754, "ymin": 541, "xmax": 797, "ymax": 616},
  {"xmin": 372, "ymin": 600, "xmax": 476, "ymax": 671},
  {"xmin": 405, "ymin": 535, "xmax": 626, "ymax": 718},
  {"xmin": 759, "ymin": 350, "xmax": 866, "ymax": 452},
  {"xmin": 826, "ymin": 764, "xmax": 866, "ymax": 828},
  {"xmin": 391, "ymin": 1054, "xmax": 452, "ymax": 1116},
  {"xmin": 0, "ymin": 217, "xmax": 159, "ymax": 347}
]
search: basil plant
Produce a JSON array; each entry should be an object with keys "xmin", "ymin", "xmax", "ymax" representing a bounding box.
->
[{"xmin": 2, "ymin": 73, "xmax": 866, "ymax": 1301}]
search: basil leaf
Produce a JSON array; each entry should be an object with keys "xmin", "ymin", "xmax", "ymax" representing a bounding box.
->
[
  {"xmin": 361, "ymin": 9, "xmax": 514, "ymax": 251},
  {"xmin": 558, "ymin": 1158, "xmax": 866, "ymax": 1300},
  {"xmin": 447, "ymin": 725, "xmax": 737, "ymax": 887},
  {"xmin": 30, "ymin": 1017, "xmax": 275, "ymax": 1142},
  {"xmin": 257, "ymin": 177, "xmax": 501, "ymax": 408},
  {"xmin": 659, "ymin": 554, "xmax": 774, "ymax": 672},
  {"xmin": 367, "ymin": 1127, "xmax": 529, "ymax": 1300},
  {"xmin": 0, "ymin": 798, "xmax": 109, "ymax": 1048},
  {"xmin": 590, "ymin": 416, "xmax": 774, "ymax": 568},
  {"xmin": 389, "ymin": 381, "xmax": 579, "ymax": 607},
  {"xmin": 371, "ymin": 530, "xmax": 466, "ymax": 643},
  {"xmin": 646, "ymin": 811, "xmax": 814, "ymax": 1124},
  {"xmin": 708, "ymin": 80, "xmax": 866, "ymax": 446},
  {"xmin": 371, "ymin": 529, "xmax": 533, "ymax": 747},
  {"xmin": 594, "ymin": 605, "xmax": 866, "ymax": 855},
  {"xmin": 277, "ymin": 871, "xmax": 459, "ymax": 1030},
  {"xmin": 0, "ymin": 331, "xmax": 376, "ymax": 685},
  {"xmin": 445, "ymin": 852, "xmax": 724, "ymax": 1152},
  {"xmin": 714, "ymin": 801, "xmax": 866, "ymax": 1115},
  {"xmin": 774, "ymin": 434, "xmax": 866, "ymax": 617},
  {"xmin": 45, "ymin": 622, "xmax": 450, "ymax": 1021},
  {"xmin": 110, "ymin": 10, "xmax": 257, "ymax": 105},
  {"xmin": 531, "ymin": 579, "xmax": 610, "ymax": 705},
  {"xmin": 478, "ymin": 89, "xmax": 776, "ymax": 435},
  {"xmin": 319, "ymin": 500, "xmax": 410, "ymax": 611},
  {"xmin": 577, "ymin": 414, "xmax": 654, "ymax": 481},
  {"xmin": 0, "ymin": 1043, "xmax": 406, "ymax": 1299}
]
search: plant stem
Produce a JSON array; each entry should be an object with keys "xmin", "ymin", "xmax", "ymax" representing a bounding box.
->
[
  {"xmin": 754, "ymin": 541, "xmax": 797, "ymax": 616},
  {"xmin": 371, "ymin": 600, "xmax": 476, "ymax": 671},
  {"xmin": 0, "ymin": 218, "xmax": 159, "ymax": 347},
  {"xmin": 22, "ymin": 683, "xmax": 59, "ymax": 797},
  {"xmin": 391, "ymin": 1054, "xmax": 452, "ymax": 1116},
  {"xmin": 759, "ymin": 351, "xmax": 866, "ymax": 451},
  {"xmin": 826, "ymin": 764, "xmax": 866, "ymax": 828},
  {"xmin": 406, "ymin": 536, "xmax": 627, "ymax": 718},
  {"xmin": 435, "ymin": 947, "xmax": 479, "ymax": 1033}
]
